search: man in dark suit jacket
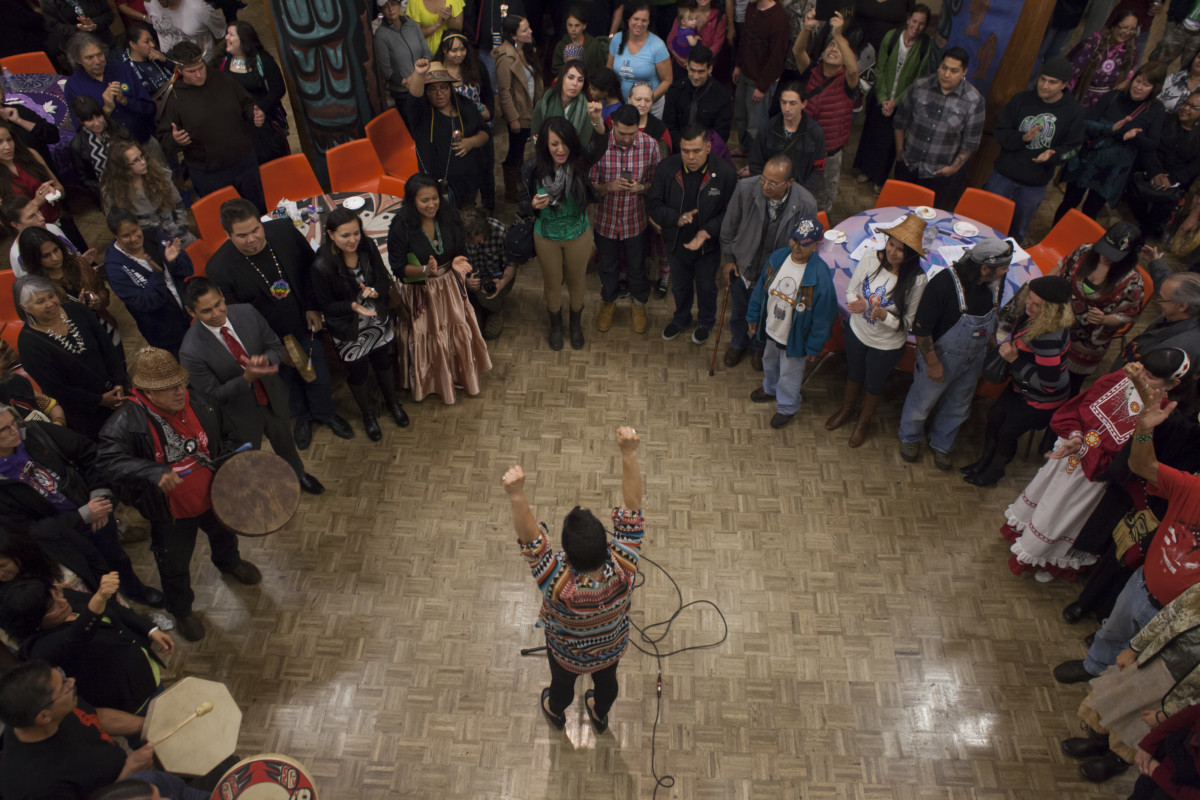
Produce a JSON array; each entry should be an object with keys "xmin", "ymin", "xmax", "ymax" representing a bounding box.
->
[
  {"xmin": 178, "ymin": 278, "xmax": 323, "ymax": 495},
  {"xmin": 204, "ymin": 198, "xmax": 352, "ymax": 450}
]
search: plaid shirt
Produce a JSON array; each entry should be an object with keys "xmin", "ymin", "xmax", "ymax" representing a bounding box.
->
[
  {"xmin": 588, "ymin": 131, "xmax": 659, "ymax": 239},
  {"xmin": 893, "ymin": 74, "xmax": 986, "ymax": 178},
  {"xmin": 464, "ymin": 217, "xmax": 508, "ymax": 279}
]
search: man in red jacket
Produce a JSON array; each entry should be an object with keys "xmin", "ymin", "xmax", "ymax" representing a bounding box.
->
[{"xmin": 791, "ymin": 10, "xmax": 859, "ymax": 215}]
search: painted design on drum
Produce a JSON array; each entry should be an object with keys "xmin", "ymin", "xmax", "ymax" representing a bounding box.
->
[
  {"xmin": 267, "ymin": 0, "xmax": 385, "ymax": 183},
  {"xmin": 216, "ymin": 757, "xmax": 317, "ymax": 799}
]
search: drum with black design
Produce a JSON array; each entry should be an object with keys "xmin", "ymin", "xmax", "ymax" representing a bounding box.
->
[
  {"xmin": 210, "ymin": 451, "xmax": 300, "ymax": 536},
  {"xmin": 211, "ymin": 754, "xmax": 318, "ymax": 800}
]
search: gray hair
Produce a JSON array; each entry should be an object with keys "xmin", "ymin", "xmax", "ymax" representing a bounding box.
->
[
  {"xmin": 0, "ymin": 403, "xmax": 19, "ymax": 424},
  {"xmin": 1165, "ymin": 273, "xmax": 1200, "ymax": 316},
  {"xmin": 66, "ymin": 32, "xmax": 106, "ymax": 70},
  {"xmin": 14, "ymin": 275, "xmax": 56, "ymax": 313}
]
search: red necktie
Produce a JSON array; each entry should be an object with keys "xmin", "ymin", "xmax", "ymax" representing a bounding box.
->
[{"xmin": 220, "ymin": 326, "xmax": 269, "ymax": 406}]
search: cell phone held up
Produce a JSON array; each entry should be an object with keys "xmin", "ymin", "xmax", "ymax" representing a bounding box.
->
[{"xmin": 815, "ymin": 0, "xmax": 852, "ymax": 22}]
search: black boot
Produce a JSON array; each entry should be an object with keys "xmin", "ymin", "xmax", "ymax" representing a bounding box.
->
[
  {"xmin": 349, "ymin": 382, "xmax": 382, "ymax": 441},
  {"xmin": 963, "ymin": 451, "xmax": 1011, "ymax": 487},
  {"xmin": 376, "ymin": 367, "xmax": 409, "ymax": 428},
  {"xmin": 548, "ymin": 310, "xmax": 563, "ymax": 351},
  {"xmin": 960, "ymin": 441, "xmax": 997, "ymax": 478},
  {"xmin": 569, "ymin": 308, "xmax": 584, "ymax": 350}
]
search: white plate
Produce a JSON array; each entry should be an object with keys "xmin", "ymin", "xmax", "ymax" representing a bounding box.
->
[
  {"xmin": 342, "ymin": 196, "xmax": 365, "ymax": 211},
  {"xmin": 914, "ymin": 206, "xmax": 936, "ymax": 220},
  {"xmin": 953, "ymin": 220, "xmax": 979, "ymax": 237},
  {"xmin": 823, "ymin": 230, "xmax": 846, "ymax": 244}
]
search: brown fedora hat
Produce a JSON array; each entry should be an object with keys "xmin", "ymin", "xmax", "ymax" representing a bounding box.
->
[
  {"xmin": 131, "ymin": 347, "xmax": 190, "ymax": 391},
  {"xmin": 882, "ymin": 214, "xmax": 927, "ymax": 257}
]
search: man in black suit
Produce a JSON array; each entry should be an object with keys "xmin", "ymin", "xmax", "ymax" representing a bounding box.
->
[
  {"xmin": 204, "ymin": 198, "xmax": 353, "ymax": 450},
  {"xmin": 178, "ymin": 278, "xmax": 323, "ymax": 496}
]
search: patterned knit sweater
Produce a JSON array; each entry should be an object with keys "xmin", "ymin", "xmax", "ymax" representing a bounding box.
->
[{"xmin": 521, "ymin": 508, "xmax": 644, "ymax": 673}]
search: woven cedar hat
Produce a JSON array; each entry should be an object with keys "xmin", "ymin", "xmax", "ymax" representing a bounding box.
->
[
  {"xmin": 883, "ymin": 214, "xmax": 926, "ymax": 257},
  {"xmin": 425, "ymin": 60, "xmax": 462, "ymax": 86},
  {"xmin": 131, "ymin": 347, "xmax": 190, "ymax": 391}
]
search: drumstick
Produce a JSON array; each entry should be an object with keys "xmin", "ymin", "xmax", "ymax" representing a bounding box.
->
[{"xmin": 152, "ymin": 701, "xmax": 213, "ymax": 746}]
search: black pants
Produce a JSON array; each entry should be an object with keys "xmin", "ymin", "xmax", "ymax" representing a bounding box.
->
[
  {"xmin": 1054, "ymin": 183, "xmax": 1107, "ymax": 224},
  {"xmin": 668, "ymin": 247, "xmax": 720, "ymax": 329},
  {"xmin": 277, "ymin": 330, "xmax": 337, "ymax": 424},
  {"xmin": 893, "ymin": 160, "xmax": 965, "ymax": 210},
  {"xmin": 985, "ymin": 387, "xmax": 1057, "ymax": 460},
  {"xmin": 504, "ymin": 127, "xmax": 530, "ymax": 168},
  {"xmin": 852, "ymin": 94, "xmax": 897, "ymax": 187},
  {"xmin": 345, "ymin": 345, "xmax": 394, "ymax": 386},
  {"xmin": 843, "ymin": 321, "xmax": 906, "ymax": 396},
  {"xmin": 150, "ymin": 509, "xmax": 242, "ymax": 618},
  {"xmin": 88, "ymin": 516, "xmax": 152, "ymax": 593},
  {"xmin": 240, "ymin": 404, "xmax": 305, "ymax": 480},
  {"xmin": 547, "ymin": 649, "xmax": 620, "ymax": 718},
  {"xmin": 596, "ymin": 229, "xmax": 649, "ymax": 303},
  {"xmin": 189, "ymin": 152, "xmax": 267, "ymax": 215}
]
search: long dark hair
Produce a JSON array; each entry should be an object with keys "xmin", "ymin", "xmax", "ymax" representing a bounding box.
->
[
  {"xmin": 1080, "ymin": 225, "xmax": 1144, "ymax": 292},
  {"xmin": 872, "ymin": 240, "xmax": 923, "ymax": 326},
  {"xmin": 554, "ymin": 59, "xmax": 590, "ymax": 107},
  {"xmin": 17, "ymin": 228, "xmax": 82, "ymax": 295},
  {"xmin": 0, "ymin": 120, "xmax": 51, "ymax": 198},
  {"xmin": 534, "ymin": 117, "xmax": 585, "ymax": 181},
  {"xmin": 436, "ymin": 33, "xmax": 483, "ymax": 88},
  {"xmin": 1143, "ymin": 346, "xmax": 1199, "ymax": 415},
  {"xmin": 1076, "ymin": 12, "xmax": 1138, "ymax": 102},
  {"xmin": 617, "ymin": 0, "xmax": 652, "ymax": 55},
  {"xmin": 0, "ymin": 526, "xmax": 62, "ymax": 586},
  {"xmin": 319, "ymin": 207, "xmax": 371, "ymax": 297},
  {"xmin": 400, "ymin": 173, "xmax": 464, "ymax": 252},
  {"xmin": 500, "ymin": 14, "xmax": 536, "ymax": 63},
  {"xmin": 228, "ymin": 20, "xmax": 264, "ymax": 62}
]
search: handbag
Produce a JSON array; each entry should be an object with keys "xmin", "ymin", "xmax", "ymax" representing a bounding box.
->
[
  {"xmin": 505, "ymin": 213, "xmax": 536, "ymax": 265},
  {"xmin": 1132, "ymin": 170, "xmax": 1185, "ymax": 204},
  {"xmin": 981, "ymin": 346, "xmax": 1011, "ymax": 384}
]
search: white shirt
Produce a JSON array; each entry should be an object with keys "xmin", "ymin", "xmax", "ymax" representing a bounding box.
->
[
  {"xmin": 202, "ymin": 319, "xmax": 249, "ymax": 357},
  {"xmin": 892, "ymin": 36, "xmax": 913, "ymax": 97},
  {"xmin": 845, "ymin": 251, "xmax": 926, "ymax": 350},
  {"xmin": 9, "ymin": 223, "xmax": 69, "ymax": 277},
  {"xmin": 765, "ymin": 255, "xmax": 808, "ymax": 346},
  {"xmin": 148, "ymin": 0, "xmax": 227, "ymax": 55}
]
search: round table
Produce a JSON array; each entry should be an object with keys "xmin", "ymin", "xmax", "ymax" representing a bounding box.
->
[
  {"xmin": 2, "ymin": 71, "xmax": 76, "ymax": 175},
  {"xmin": 292, "ymin": 191, "xmax": 403, "ymax": 265},
  {"xmin": 817, "ymin": 205, "xmax": 1040, "ymax": 317}
]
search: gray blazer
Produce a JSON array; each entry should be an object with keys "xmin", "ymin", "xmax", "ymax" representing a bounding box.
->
[
  {"xmin": 719, "ymin": 177, "xmax": 817, "ymax": 284},
  {"xmin": 178, "ymin": 304, "xmax": 291, "ymax": 442}
]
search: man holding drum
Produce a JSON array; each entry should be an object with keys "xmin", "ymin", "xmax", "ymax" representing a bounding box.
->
[{"xmin": 97, "ymin": 347, "xmax": 261, "ymax": 642}]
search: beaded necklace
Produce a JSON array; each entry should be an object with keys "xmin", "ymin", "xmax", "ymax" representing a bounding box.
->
[
  {"xmin": 422, "ymin": 220, "xmax": 444, "ymax": 255},
  {"xmin": 244, "ymin": 243, "xmax": 291, "ymax": 299},
  {"xmin": 37, "ymin": 311, "xmax": 85, "ymax": 355}
]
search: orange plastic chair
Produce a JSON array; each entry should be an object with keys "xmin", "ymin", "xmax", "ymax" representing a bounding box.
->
[
  {"xmin": 185, "ymin": 237, "xmax": 217, "ymax": 277},
  {"xmin": 0, "ymin": 271, "xmax": 19, "ymax": 324},
  {"xmin": 365, "ymin": 108, "xmax": 420, "ymax": 180},
  {"xmin": 818, "ymin": 210, "xmax": 830, "ymax": 230},
  {"xmin": 190, "ymin": 186, "xmax": 240, "ymax": 246},
  {"xmin": 955, "ymin": 188, "xmax": 1016, "ymax": 235},
  {"xmin": 327, "ymin": 139, "xmax": 386, "ymax": 193},
  {"xmin": 377, "ymin": 174, "xmax": 408, "ymax": 197},
  {"xmin": 1026, "ymin": 209, "xmax": 1106, "ymax": 275},
  {"xmin": 260, "ymin": 154, "xmax": 323, "ymax": 211},
  {"xmin": 1, "ymin": 52, "xmax": 56, "ymax": 75},
  {"xmin": 874, "ymin": 180, "xmax": 935, "ymax": 210},
  {"xmin": 0, "ymin": 322, "xmax": 22, "ymax": 355}
]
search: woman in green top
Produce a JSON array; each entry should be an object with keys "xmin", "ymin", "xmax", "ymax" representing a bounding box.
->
[
  {"xmin": 531, "ymin": 60, "xmax": 596, "ymax": 146},
  {"xmin": 518, "ymin": 111, "xmax": 609, "ymax": 351}
]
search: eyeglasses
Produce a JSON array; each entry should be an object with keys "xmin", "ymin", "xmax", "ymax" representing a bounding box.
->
[
  {"xmin": 41, "ymin": 667, "xmax": 75, "ymax": 710},
  {"xmin": 127, "ymin": 154, "xmax": 146, "ymax": 166},
  {"xmin": 759, "ymin": 176, "xmax": 793, "ymax": 189},
  {"xmin": 1184, "ymin": 103, "xmax": 1200, "ymax": 111},
  {"xmin": 0, "ymin": 418, "xmax": 20, "ymax": 434}
]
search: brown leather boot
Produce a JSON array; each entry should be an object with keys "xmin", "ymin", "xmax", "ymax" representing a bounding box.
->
[
  {"xmin": 848, "ymin": 392, "xmax": 883, "ymax": 448},
  {"xmin": 825, "ymin": 380, "xmax": 863, "ymax": 431}
]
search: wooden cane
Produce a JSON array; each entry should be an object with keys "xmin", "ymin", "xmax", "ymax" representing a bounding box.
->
[
  {"xmin": 152, "ymin": 701, "xmax": 213, "ymax": 746},
  {"xmin": 709, "ymin": 280, "xmax": 732, "ymax": 377}
]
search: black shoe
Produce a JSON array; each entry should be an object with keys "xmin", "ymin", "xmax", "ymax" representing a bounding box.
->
[
  {"xmin": 662, "ymin": 321, "xmax": 686, "ymax": 341},
  {"xmin": 293, "ymin": 419, "xmax": 313, "ymax": 450},
  {"xmin": 176, "ymin": 613, "xmax": 206, "ymax": 642},
  {"xmin": 324, "ymin": 415, "xmax": 355, "ymax": 440},
  {"xmin": 362, "ymin": 415, "xmax": 382, "ymax": 441},
  {"xmin": 654, "ymin": 275, "xmax": 669, "ymax": 298},
  {"xmin": 1052, "ymin": 659, "xmax": 1096, "ymax": 684},
  {"xmin": 963, "ymin": 458, "xmax": 1006, "ymax": 487},
  {"xmin": 750, "ymin": 351, "xmax": 764, "ymax": 371},
  {"xmin": 124, "ymin": 585, "xmax": 165, "ymax": 608},
  {"xmin": 540, "ymin": 687, "xmax": 565, "ymax": 730},
  {"xmin": 691, "ymin": 326, "xmax": 710, "ymax": 345},
  {"xmin": 750, "ymin": 388, "xmax": 775, "ymax": 403},
  {"xmin": 1062, "ymin": 733, "xmax": 1111, "ymax": 759},
  {"xmin": 569, "ymin": 308, "xmax": 584, "ymax": 350},
  {"xmin": 299, "ymin": 473, "xmax": 325, "ymax": 495},
  {"xmin": 1079, "ymin": 751, "xmax": 1129, "ymax": 783},
  {"xmin": 770, "ymin": 412, "xmax": 795, "ymax": 428},
  {"xmin": 584, "ymin": 689, "xmax": 608, "ymax": 733},
  {"xmin": 548, "ymin": 310, "xmax": 563, "ymax": 351},
  {"xmin": 388, "ymin": 402, "xmax": 409, "ymax": 428},
  {"xmin": 1062, "ymin": 601, "xmax": 1087, "ymax": 624},
  {"xmin": 220, "ymin": 560, "xmax": 262, "ymax": 586}
]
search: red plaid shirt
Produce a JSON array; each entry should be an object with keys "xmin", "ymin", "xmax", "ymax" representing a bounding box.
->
[{"xmin": 588, "ymin": 131, "xmax": 659, "ymax": 239}]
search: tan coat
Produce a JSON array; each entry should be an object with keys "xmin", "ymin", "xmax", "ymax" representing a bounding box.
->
[
  {"xmin": 1132, "ymin": 581, "xmax": 1200, "ymax": 715},
  {"xmin": 493, "ymin": 41, "xmax": 542, "ymax": 129}
]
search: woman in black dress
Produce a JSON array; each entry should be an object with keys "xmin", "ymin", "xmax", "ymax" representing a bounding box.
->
[
  {"xmin": 311, "ymin": 206, "xmax": 409, "ymax": 441},
  {"xmin": 14, "ymin": 276, "xmax": 129, "ymax": 440},
  {"xmin": 404, "ymin": 58, "xmax": 491, "ymax": 208},
  {"xmin": 214, "ymin": 21, "xmax": 290, "ymax": 164}
]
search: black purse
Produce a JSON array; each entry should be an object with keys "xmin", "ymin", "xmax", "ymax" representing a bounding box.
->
[
  {"xmin": 981, "ymin": 346, "xmax": 1011, "ymax": 385},
  {"xmin": 504, "ymin": 214, "xmax": 535, "ymax": 265}
]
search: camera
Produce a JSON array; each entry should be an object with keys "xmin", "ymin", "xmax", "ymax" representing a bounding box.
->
[{"xmin": 472, "ymin": 266, "xmax": 497, "ymax": 295}]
